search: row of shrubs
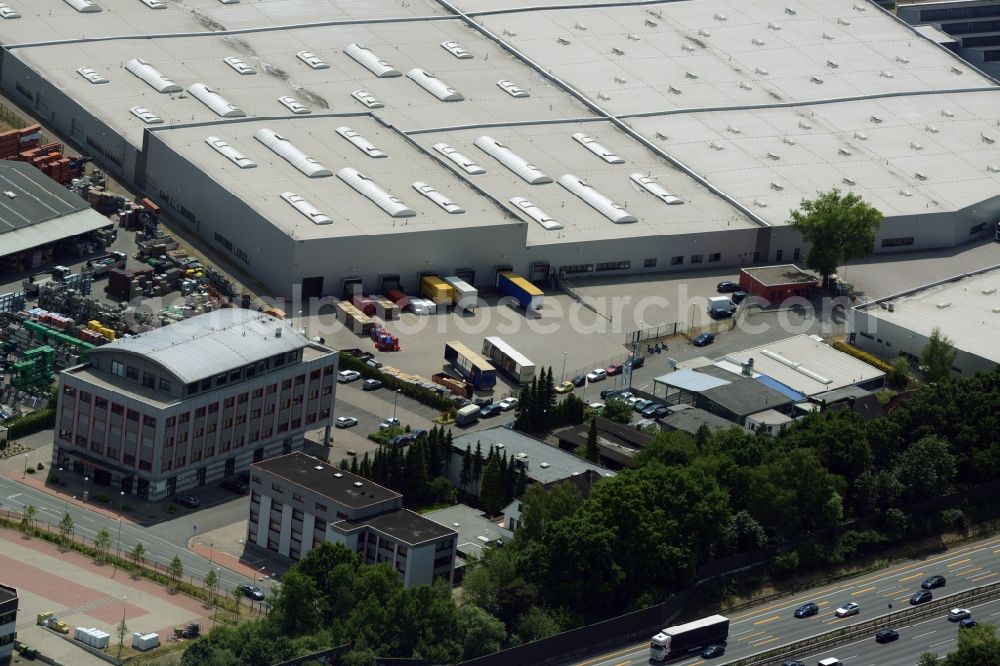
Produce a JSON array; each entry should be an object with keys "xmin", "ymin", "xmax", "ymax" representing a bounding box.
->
[
  {"xmin": 338, "ymin": 352, "xmax": 454, "ymax": 411},
  {"xmin": 830, "ymin": 340, "xmax": 895, "ymax": 374},
  {"xmin": 2, "ymin": 407, "xmax": 56, "ymax": 440}
]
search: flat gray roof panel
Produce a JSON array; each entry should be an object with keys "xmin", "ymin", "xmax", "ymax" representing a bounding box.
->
[{"xmin": 654, "ymin": 368, "xmax": 732, "ymax": 392}]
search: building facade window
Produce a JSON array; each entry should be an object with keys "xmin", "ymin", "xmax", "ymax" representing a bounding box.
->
[
  {"xmin": 881, "ymin": 236, "xmax": 915, "ymax": 248},
  {"xmin": 690, "ymin": 254, "xmax": 703, "ymax": 264},
  {"xmin": 596, "ymin": 261, "xmax": 631, "ymax": 271},
  {"xmin": 708, "ymin": 253, "xmax": 721, "ymax": 262},
  {"xmin": 671, "ymin": 256, "xmax": 683, "ymax": 265},
  {"xmin": 643, "ymin": 258, "xmax": 657, "ymax": 268}
]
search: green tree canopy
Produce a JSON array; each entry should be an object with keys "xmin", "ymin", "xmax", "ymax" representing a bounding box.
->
[
  {"xmin": 585, "ymin": 418, "xmax": 599, "ymax": 463},
  {"xmin": 920, "ymin": 327, "xmax": 958, "ymax": 384},
  {"xmin": 479, "ymin": 453, "xmax": 505, "ymax": 516},
  {"xmin": 789, "ymin": 188, "xmax": 883, "ymax": 279},
  {"xmin": 601, "ymin": 398, "xmax": 632, "ymax": 424}
]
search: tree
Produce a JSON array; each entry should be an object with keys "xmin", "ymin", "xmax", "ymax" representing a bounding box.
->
[
  {"xmin": 920, "ymin": 327, "xmax": 958, "ymax": 384},
  {"xmin": 116, "ymin": 615, "xmax": 128, "ymax": 659},
  {"xmin": 888, "ymin": 356, "xmax": 913, "ymax": 389},
  {"xmin": 788, "ymin": 188, "xmax": 883, "ymax": 281},
  {"xmin": 920, "ymin": 622, "xmax": 1000, "ymax": 665},
  {"xmin": 129, "ymin": 542, "xmax": 146, "ymax": 571},
  {"xmin": 169, "ymin": 554, "xmax": 184, "ymax": 589},
  {"xmin": 204, "ymin": 569, "xmax": 219, "ymax": 607},
  {"xmin": 94, "ymin": 529, "xmax": 112, "ymax": 563},
  {"xmin": 517, "ymin": 481, "xmax": 583, "ymax": 544},
  {"xmin": 894, "ymin": 435, "xmax": 957, "ymax": 503},
  {"xmin": 601, "ymin": 398, "xmax": 632, "ymax": 424},
  {"xmin": 20, "ymin": 504, "xmax": 37, "ymax": 536},
  {"xmin": 403, "ymin": 439, "xmax": 429, "ymax": 504},
  {"xmin": 58, "ymin": 511, "xmax": 74, "ymax": 546},
  {"xmin": 459, "ymin": 444, "xmax": 472, "ymax": 487},
  {"xmin": 455, "ymin": 604, "xmax": 507, "ymax": 659},
  {"xmin": 270, "ymin": 568, "xmax": 325, "ymax": 636},
  {"xmin": 473, "ymin": 441, "xmax": 484, "ymax": 481},
  {"xmin": 585, "ymin": 417, "xmax": 599, "ymax": 462},
  {"xmin": 480, "ymin": 454, "xmax": 505, "ymax": 516}
]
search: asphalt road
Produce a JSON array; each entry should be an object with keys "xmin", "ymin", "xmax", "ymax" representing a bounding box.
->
[{"xmin": 571, "ymin": 533, "xmax": 1000, "ymax": 666}]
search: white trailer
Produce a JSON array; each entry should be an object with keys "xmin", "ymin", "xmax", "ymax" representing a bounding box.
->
[{"xmin": 444, "ymin": 276, "xmax": 478, "ymax": 311}]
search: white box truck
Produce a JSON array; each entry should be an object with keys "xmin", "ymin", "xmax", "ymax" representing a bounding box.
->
[{"xmin": 444, "ymin": 276, "xmax": 478, "ymax": 311}]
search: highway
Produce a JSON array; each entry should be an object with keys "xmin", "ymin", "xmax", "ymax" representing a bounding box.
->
[{"xmin": 570, "ymin": 533, "xmax": 1000, "ymax": 666}]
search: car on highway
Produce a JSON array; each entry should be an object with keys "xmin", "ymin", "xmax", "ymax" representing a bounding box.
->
[
  {"xmin": 922, "ymin": 575, "xmax": 947, "ymax": 589},
  {"xmin": 605, "ymin": 363, "xmax": 623, "ymax": 376},
  {"xmin": 717, "ymin": 281, "xmax": 739, "ymax": 293},
  {"xmin": 794, "ymin": 602, "xmax": 819, "ymax": 618},
  {"xmin": 587, "ymin": 368, "xmax": 608, "ymax": 382},
  {"xmin": 379, "ymin": 418, "xmax": 401, "ymax": 430},
  {"xmin": 220, "ymin": 479, "xmax": 248, "ymax": 494},
  {"xmin": 834, "ymin": 602, "xmax": 860, "ymax": 618},
  {"xmin": 338, "ymin": 370, "xmax": 361, "ymax": 383},
  {"xmin": 781, "ymin": 662, "xmax": 805, "ymax": 666},
  {"xmin": 238, "ymin": 584, "xmax": 266, "ymax": 601},
  {"xmin": 555, "ymin": 381, "xmax": 575, "ymax": 394},
  {"xmin": 335, "ymin": 416, "xmax": 358, "ymax": 429},
  {"xmin": 479, "ymin": 403, "xmax": 503, "ymax": 418},
  {"xmin": 362, "ymin": 379, "xmax": 383, "ymax": 391},
  {"xmin": 948, "ymin": 608, "xmax": 972, "ymax": 621},
  {"xmin": 570, "ymin": 375, "xmax": 586, "ymax": 387},
  {"xmin": 498, "ymin": 397, "xmax": 519, "ymax": 411},
  {"xmin": 176, "ymin": 494, "xmax": 200, "ymax": 508},
  {"xmin": 701, "ymin": 644, "xmax": 725, "ymax": 659},
  {"xmin": 875, "ymin": 628, "xmax": 899, "ymax": 643},
  {"xmin": 692, "ymin": 333, "xmax": 716, "ymax": 347},
  {"xmin": 959, "ymin": 618, "xmax": 978, "ymax": 629},
  {"xmin": 910, "ymin": 590, "xmax": 933, "ymax": 605}
]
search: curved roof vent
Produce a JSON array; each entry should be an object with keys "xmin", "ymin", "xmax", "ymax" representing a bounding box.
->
[
  {"xmin": 880, "ymin": 70, "xmax": 894, "ymax": 79},
  {"xmin": 441, "ymin": 40, "xmax": 473, "ymax": 59},
  {"xmin": 751, "ymin": 37, "xmax": 765, "ymax": 46},
  {"xmin": 838, "ymin": 148, "xmax": 853, "ymax": 156},
  {"xmin": 206, "ymin": 136, "xmax": 256, "ymax": 169},
  {"xmin": 510, "ymin": 197, "xmax": 563, "ymax": 230},
  {"xmin": 782, "ymin": 136, "xmax": 796, "ymax": 145},
  {"xmin": 344, "ymin": 43, "xmax": 400, "ymax": 77},
  {"xmin": 558, "ymin": 174, "xmax": 637, "ymax": 223},
  {"xmin": 798, "ymin": 120, "xmax": 813, "ymax": 129},
  {"xmin": 413, "ymin": 182, "xmax": 464, "ymax": 214},
  {"xmin": 854, "ymin": 131, "xmax": 868, "ymax": 141},
  {"xmin": 475, "ymin": 136, "xmax": 551, "ymax": 184},
  {"xmin": 629, "ymin": 173, "xmax": 684, "ymax": 205},
  {"xmin": 896, "ymin": 55, "xmax": 910, "ymax": 64},
  {"xmin": 254, "ymin": 129, "xmax": 331, "ymax": 178},
  {"xmin": 756, "ymin": 67, "xmax": 769, "ymax": 75},
  {"xmin": 842, "ymin": 176, "xmax": 856, "ymax": 185},
  {"xmin": 336, "ymin": 126, "xmax": 387, "ymax": 159},
  {"xmin": 433, "ymin": 143, "xmax": 486, "ymax": 174},
  {"xmin": 406, "ymin": 68, "xmax": 463, "ymax": 101},
  {"xmin": 837, "ymin": 17, "xmax": 851, "ymax": 26},
  {"xmin": 810, "ymin": 75, "xmax": 824, "ymax": 84},
  {"xmin": 572, "ymin": 133, "xmax": 624, "ymax": 164},
  {"xmin": 822, "ymin": 32, "xmax": 834, "ymax": 40},
  {"xmin": 64, "ymin": 0, "xmax": 101, "ymax": 12},
  {"xmin": 337, "ymin": 167, "xmax": 415, "ymax": 218},
  {"xmin": 941, "ymin": 109, "xmax": 955, "ymax": 117},
  {"xmin": 281, "ymin": 192, "xmax": 332, "ymax": 225},
  {"xmin": 125, "ymin": 58, "xmax": 181, "ymax": 93},
  {"xmin": 187, "ymin": 84, "xmax": 245, "ymax": 118}
]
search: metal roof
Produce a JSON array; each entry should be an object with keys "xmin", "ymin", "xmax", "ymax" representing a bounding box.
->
[
  {"xmin": 90, "ymin": 308, "xmax": 315, "ymax": 385},
  {"xmin": 753, "ymin": 375, "xmax": 808, "ymax": 402},
  {"xmin": 654, "ymin": 368, "xmax": 732, "ymax": 393},
  {"xmin": 254, "ymin": 451, "xmax": 400, "ymax": 509},
  {"xmin": 423, "ymin": 503, "xmax": 512, "ymax": 559}
]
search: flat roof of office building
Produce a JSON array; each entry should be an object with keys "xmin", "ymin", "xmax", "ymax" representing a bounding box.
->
[
  {"xmin": 333, "ymin": 508, "xmax": 457, "ymax": 546},
  {"xmin": 859, "ymin": 268, "xmax": 1000, "ymax": 364},
  {"xmin": 423, "ymin": 503, "xmax": 512, "ymax": 558},
  {"xmin": 742, "ymin": 265, "xmax": 819, "ymax": 287},
  {"xmin": 253, "ymin": 452, "xmax": 402, "ymax": 509}
]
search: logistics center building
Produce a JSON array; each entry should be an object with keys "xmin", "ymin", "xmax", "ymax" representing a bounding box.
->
[{"xmin": 2, "ymin": 0, "xmax": 1000, "ymax": 296}]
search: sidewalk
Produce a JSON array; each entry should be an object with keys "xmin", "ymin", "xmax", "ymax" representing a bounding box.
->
[{"xmin": 188, "ymin": 522, "xmax": 288, "ymax": 589}]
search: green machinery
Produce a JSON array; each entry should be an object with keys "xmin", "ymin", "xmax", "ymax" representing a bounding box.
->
[{"xmin": 11, "ymin": 321, "xmax": 97, "ymax": 389}]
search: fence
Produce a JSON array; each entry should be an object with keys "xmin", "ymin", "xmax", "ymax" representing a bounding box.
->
[
  {"xmin": 0, "ymin": 101, "xmax": 27, "ymax": 130},
  {"xmin": 624, "ymin": 323, "xmax": 679, "ymax": 346},
  {"xmin": 554, "ymin": 275, "xmax": 611, "ymax": 323}
]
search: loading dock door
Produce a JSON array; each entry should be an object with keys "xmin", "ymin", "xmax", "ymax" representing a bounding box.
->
[{"xmin": 342, "ymin": 278, "xmax": 363, "ymax": 300}]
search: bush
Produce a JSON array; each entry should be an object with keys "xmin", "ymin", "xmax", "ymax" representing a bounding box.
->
[
  {"xmin": 122, "ymin": 501, "xmax": 132, "ymax": 512},
  {"xmin": 338, "ymin": 353, "xmax": 453, "ymax": 411},
  {"xmin": 25, "ymin": 468, "xmax": 35, "ymax": 475},
  {"xmin": 3, "ymin": 407, "xmax": 56, "ymax": 439},
  {"xmin": 48, "ymin": 473, "xmax": 59, "ymax": 484},
  {"xmin": 769, "ymin": 549, "xmax": 800, "ymax": 577},
  {"xmin": 831, "ymin": 341, "xmax": 894, "ymax": 374},
  {"xmin": 368, "ymin": 426, "xmax": 404, "ymax": 444},
  {"xmin": 94, "ymin": 493, "xmax": 110, "ymax": 504}
]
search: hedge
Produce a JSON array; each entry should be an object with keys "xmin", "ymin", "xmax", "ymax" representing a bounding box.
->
[
  {"xmin": 338, "ymin": 353, "xmax": 454, "ymax": 411},
  {"xmin": 831, "ymin": 341, "xmax": 894, "ymax": 374},
  {"xmin": 2, "ymin": 407, "xmax": 55, "ymax": 439}
]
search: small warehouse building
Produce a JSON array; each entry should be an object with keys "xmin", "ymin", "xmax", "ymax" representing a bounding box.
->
[
  {"xmin": 739, "ymin": 264, "xmax": 819, "ymax": 304},
  {"xmin": 552, "ymin": 416, "xmax": 653, "ymax": 469},
  {"xmin": 660, "ymin": 406, "xmax": 736, "ymax": 437}
]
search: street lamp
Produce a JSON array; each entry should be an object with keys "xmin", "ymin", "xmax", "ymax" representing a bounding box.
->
[
  {"xmin": 22, "ymin": 454, "xmax": 28, "ymax": 478},
  {"xmin": 560, "ymin": 351, "xmax": 567, "ymax": 383},
  {"xmin": 392, "ymin": 389, "xmax": 401, "ymax": 420},
  {"xmin": 115, "ymin": 491, "xmax": 125, "ymax": 559}
]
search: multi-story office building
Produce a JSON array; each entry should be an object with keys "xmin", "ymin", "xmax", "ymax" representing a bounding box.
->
[
  {"xmin": 249, "ymin": 452, "xmax": 456, "ymax": 587},
  {"xmin": 0, "ymin": 584, "xmax": 17, "ymax": 662},
  {"xmin": 53, "ymin": 309, "xmax": 338, "ymax": 501}
]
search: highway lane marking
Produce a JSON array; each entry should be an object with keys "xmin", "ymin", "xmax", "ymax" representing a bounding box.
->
[
  {"xmin": 930, "ymin": 639, "xmax": 955, "ymax": 648},
  {"xmin": 739, "ymin": 631, "xmax": 766, "ymax": 640},
  {"xmin": 883, "ymin": 590, "xmax": 901, "ymax": 598},
  {"xmin": 956, "ymin": 566, "xmax": 981, "ymax": 575},
  {"xmin": 731, "ymin": 628, "xmax": 757, "ymax": 637},
  {"xmin": 753, "ymin": 615, "xmax": 780, "ymax": 625},
  {"xmin": 851, "ymin": 586, "xmax": 876, "ymax": 596},
  {"xmin": 898, "ymin": 572, "xmax": 924, "ymax": 582},
  {"xmin": 750, "ymin": 636, "xmax": 780, "ymax": 647},
  {"xmin": 572, "ymin": 643, "xmax": 641, "ymax": 666},
  {"xmin": 970, "ymin": 571, "xmax": 999, "ymax": 582},
  {"xmin": 911, "ymin": 630, "xmax": 936, "ymax": 640},
  {"xmin": 876, "ymin": 585, "xmax": 899, "ymax": 592},
  {"xmin": 947, "ymin": 558, "xmax": 972, "ymax": 568},
  {"xmin": 613, "ymin": 661, "xmax": 630, "ymax": 666}
]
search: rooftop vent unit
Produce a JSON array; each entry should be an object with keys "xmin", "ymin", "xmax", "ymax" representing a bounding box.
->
[
  {"xmin": 572, "ymin": 133, "xmax": 625, "ymax": 164},
  {"xmin": 842, "ymin": 176, "xmax": 856, "ymax": 185},
  {"xmin": 983, "ymin": 288, "xmax": 997, "ymax": 295},
  {"xmin": 655, "ymin": 131, "xmax": 668, "ymax": 140},
  {"xmin": 870, "ymin": 115, "xmax": 883, "ymax": 124},
  {"xmin": 988, "ymin": 164, "xmax": 1000, "ymax": 173},
  {"xmin": 982, "ymin": 133, "xmax": 996, "ymax": 144},
  {"xmin": 503, "ymin": 28, "xmax": 516, "ymax": 37},
  {"xmin": 441, "ymin": 40, "xmax": 473, "ymax": 59},
  {"xmin": 539, "ymin": 462, "xmax": 550, "ymax": 468},
  {"xmin": 433, "ymin": 143, "xmax": 486, "ymax": 174},
  {"xmin": 753, "ymin": 199, "xmax": 767, "ymax": 207},
  {"xmin": 898, "ymin": 188, "xmax": 913, "ymax": 197},
  {"xmin": 726, "ymin": 125, "xmax": 742, "ymax": 134},
  {"xmin": 854, "ymin": 131, "xmax": 868, "ymax": 140},
  {"xmin": 698, "ymin": 28, "xmax": 711, "ymax": 37},
  {"xmin": 925, "ymin": 124, "xmax": 939, "ymax": 133},
  {"xmin": 614, "ymin": 76, "xmax": 627, "ymax": 84},
  {"xmin": 668, "ymin": 86, "xmax": 681, "ymax": 94},
  {"xmin": 187, "ymin": 83, "xmax": 245, "ymax": 118},
  {"xmin": 880, "ymin": 70, "xmax": 894, "ymax": 78},
  {"xmin": 627, "ymin": 32, "xmax": 640, "ymax": 41},
  {"xmin": 782, "ymin": 136, "xmax": 796, "ymax": 145},
  {"xmin": 598, "ymin": 92, "xmax": 611, "ymax": 100},
  {"xmin": 354, "ymin": 481, "xmax": 363, "ymax": 487},
  {"xmin": 612, "ymin": 46, "xmax": 625, "ymax": 55},
  {"xmin": 497, "ymin": 80, "xmax": 530, "ymax": 97},
  {"xmin": 838, "ymin": 148, "xmax": 853, "ymax": 156},
  {"xmin": 647, "ymin": 8, "xmax": 662, "ymax": 18},
  {"xmin": 254, "ymin": 128, "xmax": 332, "ymax": 178},
  {"xmin": 936, "ymin": 301, "xmax": 951, "ymax": 309},
  {"xmin": 510, "ymin": 196, "xmax": 563, "ymax": 230},
  {"xmin": 914, "ymin": 171, "xmax": 927, "ymax": 180},
  {"xmin": 280, "ymin": 192, "xmax": 332, "ymax": 225},
  {"xmin": 822, "ymin": 32, "xmax": 834, "ymax": 40},
  {"xmin": 685, "ymin": 71, "xmax": 698, "ymax": 79},
  {"xmin": 810, "ymin": 76, "xmax": 824, "ymax": 84},
  {"xmin": 837, "ymin": 17, "xmax": 850, "ymax": 26},
  {"xmin": 629, "ymin": 173, "xmax": 684, "ymax": 205},
  {"xmin": 909, "ymin": 141, "xmax": 923, "ymax": 150},
  {"xmin": 766, "ymin": 152, "xmax": 780, "ymax": 160},
  {"xmin": 2, "ymin": 190, "xmax": 14, "ymax": 198},
  {"xmin": 770, "ymin": 182, "xmax": 784, "ymax": 191},
  {"xmin": 942, "ymin": 109, "xmax": 955, "ymax": 117},
  {"xmin": 351, "ymin": 89, "xmax": 384, "ymax": 109},
  {"xmin": 413, "ymin": 181, "xmax": 464, "ymax": 214},
  {"xmin": 709, "ymin": 141, "xmax": 724, "ymax": 150},
  {"xmin": 475, "ymin": 136, "xmax": 551, "ymax": 184},
  {"xmin": 557, "ymin": 37, "xmax": 571, "ymax": 45},
  {"xmin": 206, "ymin": 136, "xmax": 256, "ymax": 169},
  {"xmin": 559, "ymin": 174, "xmax": 637, "ymax": 223},
  {"xmin": 140, "ymin": 0, "xmax": 166, "ymax": 7},
  {"xmin": 77, "ymin": 67, "xmax": 110, "ymax": 84},
  {"xmin": 337, "ymin": 167, "xmax": 415, "ymax": 218},
  {"xmin": 852, "ymin": 2, "xmax": 866, "ymax": 10},
  {"xmin": 768, "ymin": 22, "xmax": 782, "ymax": 30},
  {"xmin": 738, "ymin": 81, "xmax": 752, "ymax": 90},
  {"xmin": 752, "ymin": 37, "xmax": 766, "ymax": 46},
  {"xmin": 223, "ymin": 56, "xmax": 255, "ymax": 75},
  {"xmin": 333, "ymin": 472, "xmax": 342, "ymax": 477},
  {"xmin": 344, "ymin": 43, "xmax": 401, "ymax": 77},
  {"xmin": 125, "ymin": 58, "xmax": 181, "ymax": 93},
  {"xmin": 826, "ymin": 60, "xmax": 839, "ymax": 69},
  {"xmin": 896, "ymin": 55, "xmax": 910, "ymax": 64},
  {"xmin": 951, "ymin": 66, "xmax": 963, "ymax": 75},
  {"xmin": 296, "ymin": 51, "xmax": 329, "ymax": 69},
  {"xmin": 63, "ymin": 0, "xmax": 101, "ymax": 12},
  {"xmin": 406, "ymin": 68, "xmax": 463, "ymax": 101},
  {"xmin": 714, "ymin": 12, "xmax": 727, "ymax": 21},
  {"xmin": 645, "ymin": 18, "xmax": 658, "ymax": 27},
  {"xmin": 682, "ymin": 43, "xmax": 695, "ymax": 52},
  {"xmin": 336, "ymin": 126, "xmax": 387, "ymax": 159},
  {"xmin": 756, "ymin": 67, "xmax": 769, "ymax": 75},
  {"xmin": 575, "ymin": 21, "xmax": 587, "ymax": 30},
  {"xmin": 798, "ymin": 120, "xmax": 813, "ymax": 129}
]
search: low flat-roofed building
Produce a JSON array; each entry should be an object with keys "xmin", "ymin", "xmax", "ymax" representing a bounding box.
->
[
  {"xmin": 250, "ymin": 452, "xmax": 456, "ymax": 586},
  {"xmin": 552, "ymin": 416, "xmax": 652, "ymax": 469},
  {"xmin": 697, "ymin": 377, "xmax": 796, "ymax": 425},
  {"xmin": 55, "ymin": 309, "xmax": 338, "ymax": 500},
  {"xmin": 739, "ymin": 265, "xmax": 819, "ymax": 302},
  {"xmin": 502, "ymin": 468, "xmax": 605, "ymax": 532},
  {"xmin": 745, "ymin": 408, "xmax": 794, "ymax": 437},
  {"xmin": 660, "ymin": 406, "xmax": 737, "ymax": 436},
  {"xmin": 851, "ymin": 268, "xmax": 1000, "ymax": 376},
  {"xmin": 423, "ymin": 503, "xmax": 512, "ymax": 562}
]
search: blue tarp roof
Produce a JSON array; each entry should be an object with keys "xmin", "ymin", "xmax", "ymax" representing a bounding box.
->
[{"xmin": 754, "ymin": 374, "xmax": 807, "ymax": 402}]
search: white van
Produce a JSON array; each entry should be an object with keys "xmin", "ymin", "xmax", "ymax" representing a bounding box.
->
[{"xmin": 818, "ymin": 659, "xmax": 843, "ymax": 666}]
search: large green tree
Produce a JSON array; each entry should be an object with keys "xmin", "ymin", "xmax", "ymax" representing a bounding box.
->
[
  {"xmin": 584, "ymin": 417, "xmax": 599, "ymax": 462},
  {"xmin": 894, "ymin": 435, "xmax": 957, "ymax": 503},
  {"xmin": 516, "ymin": 481, "xmax": 582, "ymax": 544},
  {"xmin": 479, "ymin": 454, "xmax": 505, "ymax": 516},
  {"xmin": 920, "ymin": 327, "xmax": 958, "ymax": 384},
  {"xmin": 789, "ymin": 188, "xmax": 883, "ymax": 280},
  {"xmin": 918, "ymin": 623, "xmax": 1000, "ymax": 665}
]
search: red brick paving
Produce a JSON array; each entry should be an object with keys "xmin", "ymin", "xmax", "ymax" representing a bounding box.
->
[
  {"xmin": 0, "ymin": 552, "xmax": 108, "ymax": 609},
  {"xmin": 188, "ymin": 539, "xmax": 262, "ymax": 580},
  {"xmin": 85, "ymin": 600, "xmax": 146, "ymax": 624}
]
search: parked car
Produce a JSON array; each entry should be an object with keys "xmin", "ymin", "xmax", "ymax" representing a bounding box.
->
[
  {"xmin": 388, "ymin": 434, "xmax": 414, "ymax": 447},
  {"xmin": 238, "ymin": 584, "xmax": 266, "ymax": 601},
  {"xmin": 605, "ymin": 363, "xmax": 623, "ymax": 376},
  {"xmin": 410, "ymin": 429, "xmax": 428, "ymax": 440},
  {"xmin": 731, "ymin": 290, "xmax": 749, "ymax": 304},
  {"xmin": 176, "ymin": 494, "xmax": 200, "ymax": 508},
  {"xmin": 379, "ymin": 418, "xmax": 401, "ymax": 430},
  {"xmin": 948, "ymin": 608, "xmax": 972, "ymax": 622},
  {"xmin": 625, "ymin": 355, "xmax": 645, "ymax": 369},
  {"xmin": 650, "ymin": 405, "xmax": 670, "ymax": 419},
  {"xmin": 221, "ymin": 479, "xmax": 248, "ymax": 494},
  {"xmin": 338, "ymin": 370, "xmax": 361, "ymax": 383},
  {"xmin": 794, "ymin": 602, "xmax": 819, "ymax": 618},
  {"xmin": 498, "ymin": 397, "xmax": 519, "ymax": 411},
  {"xmin": 922, "ymin": 575, "xmax": 946, "ymax": 589},
  {"xmin": 835, "ymin": 602, "xmax": 860, "ymax": 618},
  {"xmin": 362, "ymin": 379, "xmax": 383, "ymax": 391},
  {"xmin": 875, "ymin": 629, "xmax": 899, "ymax": 644},
  {"xmin": 570, "ymin": 375, "xmax": 586, "ymax": 387},
  {"xmin": 692, "ymin": 333, "xmax": 716, "ymax": 347},
  {"xmin": 502, "ymin": 420, "xmax": 516, "ymax": 430},
  {"xmin": 959, "ymin": 618, "xmax": 978, "ymax": 629},
  {"xmin": 910, "ymin": 590, "xmax": 933, "ymax": 605},
  {"xmin": 642, "ymin": 402, "xmax": 665, "ymax": 418},
  {"xmin": 555, "ymin": 381, "xmax": 575, "ymax": 394},
  {"xmin": 586, "ymin": 368, "xmax": 608, "ymax": 382},
  {"xmin": 588, "ymin": 402, "xmax": 605, "ymax": 410},
  {"xmin": 701, "ymin": 644, "xmax": 725, "ymax": 659},
  {"xmin": 600, "ymin": 389, "xmax": 621, "ymax": 400},
  {"xmin": 632, "ymin": 399, "xmax": 653, "ymax": 413},
  {"xmin": 479, "ymin": 403, "xmax": 503, "ymax": 418},
  {"xmin": 716, "ymin": 281, "xmax": 739, "ymax": 293},
  {"xmin": 335, "ymin": 416, "xmax": 359, "ymax": 429}
]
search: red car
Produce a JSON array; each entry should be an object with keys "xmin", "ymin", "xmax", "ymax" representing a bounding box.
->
[{"xmin": 605, "ymin": 363, "xmax": 623, "ymax": 376}]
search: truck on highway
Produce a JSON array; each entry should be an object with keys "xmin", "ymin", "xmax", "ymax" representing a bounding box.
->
[
  {"xmin": 496, "ymin": 271, "xmax": 543, "ymax": 312},
  {"xmin": 649, "ymin": 614, "xmax": 729, "ymax": 662}
]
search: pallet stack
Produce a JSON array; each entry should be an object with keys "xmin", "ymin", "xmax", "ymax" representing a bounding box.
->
[
  {"xmin": 334, "ymin": 300, "xmax": 374, "ymax": 335},
  {"xmin": 0, "ymin": 124, "xmax": 40, "ymax": 159},
  {"xmin": 371, "ymin": 295, "xmax": 400, "ymax": 321}
]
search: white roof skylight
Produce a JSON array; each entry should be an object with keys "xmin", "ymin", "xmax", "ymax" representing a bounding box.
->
[
  {"xmin": 474, "ymin": 136, "xmax": 551, "ymax": 184},
  {"xmin": 510, "ymin": 196, "xmax": 563, "ymax": 230},
  {"xmin": 125, "ymin": 58, "xmax": 181, "ymax": 93},
  {"xmin": 63, "ymin": 0, "xmax": 101, "ymax": 12},
  {"xmin": 281, "ymin": 192, "xmax": 332, "ymax": 225},
  {"xmin": 206, "ymin": 136, "xmax": 256, "ymax": 169},
  {"xmin": 629, "ymin": 173, "xmax": 684, "ymax": 205},
  {"xmin": 558, "ymin": 174, "xmax": 637, "ymax": 223},
  {"xmin": 337, "ymin": 167, "xmax": 415, "ymax": 218},
  {"xmin": 344, "ymin": 43, "xmax": 401, "ymax": 78},
  {"xmin": 434, "ymin": 143, "xmax": 486, "ymax": 174},
  {"xmin": 572, "ymin": 133, "xmax": 625, "ymax": 164},
  {"xmin": 187, "ymin": 84, "xmax": 245, "ymax": 118},
  {"xmin": 413, "ymin": 181, "xmax": 464, "ymax": 214},
  {"xmin": 407, "ymin": 68, "xmax": 464, "ymax": 102},
  {"xmin": 253, "ymin": 129, "xmax": 332, "ymax": 178},
  {"xmin": 336, "ymin": 126, "xmax": 387, "ymax": 159}
]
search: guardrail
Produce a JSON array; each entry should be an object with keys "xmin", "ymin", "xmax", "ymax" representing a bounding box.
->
[{"xmin": 722, "ymin": 582, "xmax": 1000, "ymax": 665}]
